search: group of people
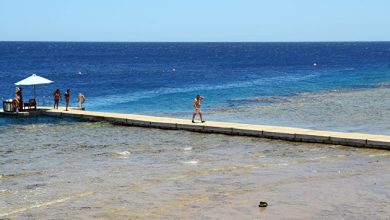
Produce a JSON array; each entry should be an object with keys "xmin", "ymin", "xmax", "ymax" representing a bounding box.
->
[
  {"xmin": 12, "ymin": 86, "xmax": 204, "ymax": 122},
  {"xmin": 53, "ymin": 89, "xmax": 85, "ymax": 111}
]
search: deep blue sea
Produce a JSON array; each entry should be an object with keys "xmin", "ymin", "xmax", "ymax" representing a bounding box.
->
[{"xmin": 1, "ymin": 42, "xmax": 390, "ymax": 115}]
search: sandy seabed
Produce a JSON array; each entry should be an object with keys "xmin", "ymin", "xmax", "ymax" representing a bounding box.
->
[{"xmin": 0, "ymin": 118, "xmax": 389, "ymax": 219}]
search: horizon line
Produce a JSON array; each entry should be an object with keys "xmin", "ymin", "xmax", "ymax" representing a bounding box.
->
[{"xmin": 1, "ymin": 40, "xmax": 390, "ymax": 44}]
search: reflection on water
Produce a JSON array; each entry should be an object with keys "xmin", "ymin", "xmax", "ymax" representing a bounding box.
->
[{"xmin": 0, "ymin": 120, "xmax": 389, "ymax": 219}]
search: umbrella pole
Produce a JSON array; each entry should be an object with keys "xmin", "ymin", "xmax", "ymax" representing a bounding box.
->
[{"xmin": 33, "ymin": 85, "xmax": 36, "ymax": 99}]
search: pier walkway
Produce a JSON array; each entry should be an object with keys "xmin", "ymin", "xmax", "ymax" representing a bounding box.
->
[{"xmin": 1, "ymin": 108, "xmax": 389, "ymax": 150}]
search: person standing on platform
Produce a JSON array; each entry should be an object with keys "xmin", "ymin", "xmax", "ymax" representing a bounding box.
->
[
  {"xmin": 77, "ymin": 93, "xmax": 86, "ymax": 110},
  {"xmin": 53, "ymin": 89, "xmax": 61, "ymax": 109},
  {"xmin": 13, "ymin": 93, "xmax": 20, "ymax": 113},
  {"xmin": 16, "ymin": 87, "xmax": 23, "ymax": 111},
  {"xmin": 64, "ymin": 89, "xmax": 70, "ymax": 111}
]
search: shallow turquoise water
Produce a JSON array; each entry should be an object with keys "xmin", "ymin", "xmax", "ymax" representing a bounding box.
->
[
  {"xmin": 0, "ymin": 120, "xmax": 389, "ymax": 219},
  {"xmin": 160, "ymin": 87, "xmax": 390, "ymax": 135}
]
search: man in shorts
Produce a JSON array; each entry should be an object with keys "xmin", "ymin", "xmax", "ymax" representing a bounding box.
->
[
  {"xmin": 64, "ymin": 89, "xmax": 70, "ymax": 111},
  {"xmin": 192, "ymin": 95, "xmax": 205, "ymax": 123},
  {"xmin": 77, "ymin": 93, "xmax": 86, "ymax": 109}
]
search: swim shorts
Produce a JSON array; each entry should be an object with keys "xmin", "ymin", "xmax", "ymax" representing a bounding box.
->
[{"xmin": 194, "ymin": 108, "xmax": 201, "ymax": 114}]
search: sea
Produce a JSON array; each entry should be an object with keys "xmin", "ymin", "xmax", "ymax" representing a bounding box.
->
[{"xmin": 0, "ymin": 42, "xmax": 389, "ymax": 219}]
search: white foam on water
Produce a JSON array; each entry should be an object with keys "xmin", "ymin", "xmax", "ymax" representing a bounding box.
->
[
  {"xmin": 183, "ymin": 160, "xmax": 198, "ymax": 165},
  {"xmin": 276, "ymin": 163, "xmax": 289, "ymax": 166},
  {"xmin": 308, "ymin": 156, "xmax": 328, "ymax": 161},
  {"xmin": 369, "ymin": 153, "xmax": 390, "ymax": 157},
  {"xmin": 115, "ymin": 151, "xmax": 131, "ymax": 158},
  {"xmin": 117, "ymin": 151, "xmax": 131, "ymax": 156},
  {"xmin": 183, "ymin": 147, "xmax": 192, "ymax": 151}
]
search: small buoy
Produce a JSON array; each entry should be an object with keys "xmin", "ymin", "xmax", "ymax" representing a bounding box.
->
[
  {"xmin": 172, "ymin": 68, "xmax": 176, "ymax": 72},
  {"xmin": 312, "ymin": 63, "xmax": 318, "ymax": 67},
  {"xmin": 259, "ymin": 201, "xmax": 268, "ymax": 207}
]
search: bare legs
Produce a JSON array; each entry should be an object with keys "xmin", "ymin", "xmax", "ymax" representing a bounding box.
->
[
  {"xmin": 192, "ymin": 113, "xmax": 205, "ymax": 123},
  {"xmin": 53, "ymin": 100, "xmax": 59, "ymax": 109}
]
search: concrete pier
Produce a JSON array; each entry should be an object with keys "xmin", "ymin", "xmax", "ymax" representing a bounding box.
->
[{"xmin": 1, "ymin": 108, "xmax": 389, "ymax": 150}]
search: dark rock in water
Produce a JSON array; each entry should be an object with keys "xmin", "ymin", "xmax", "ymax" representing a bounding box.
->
[
  {"xmin": 80, "ymin": 206, "xmax": 92, "ymax": 210},
  {"xmin": 259, "ymin": 201, "xmax": 268, "ymax": 207},
  {"xmin": 26, "ymin": 183, "xmax": 46, "ymax": 190}
]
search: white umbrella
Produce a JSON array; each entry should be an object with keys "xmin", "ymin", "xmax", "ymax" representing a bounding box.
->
[{"xmin": 15, "ymin": 74, "xmax": 53, "ymax": 98}]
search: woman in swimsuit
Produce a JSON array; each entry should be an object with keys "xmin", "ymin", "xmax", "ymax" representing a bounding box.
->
[
  {"xmin": 16, "ymin": 87, "xmax": 23, "ymax": 111},
  {"xmin": 53, "ymin": 89, "xmax": 61, "ymax": 109}
]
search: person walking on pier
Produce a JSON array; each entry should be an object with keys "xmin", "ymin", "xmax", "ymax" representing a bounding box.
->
[
  {"xmin": 192, "ymin": 95, "xmax": 205, "ymax": 123},
  {"xmin": 64, "ymin": 89, "xmax": 70, "ymax": 111},
  {"xmin": 53, "ymin": 89, "xmax": 61, "ymax": 109}
]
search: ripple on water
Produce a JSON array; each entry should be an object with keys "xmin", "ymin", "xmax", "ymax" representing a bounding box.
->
[
  {"xmin": 94, "ymin": 150, "xmax": 131, "ymax": 158},
  {"xmin": 182, "ymin": 160, "xmax": 198, "ymax": 165}
]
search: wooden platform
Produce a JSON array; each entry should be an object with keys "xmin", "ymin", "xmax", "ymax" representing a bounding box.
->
[{"xmin": 1, "ymin": 107, "xmax": 389, "ymax": 150}]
